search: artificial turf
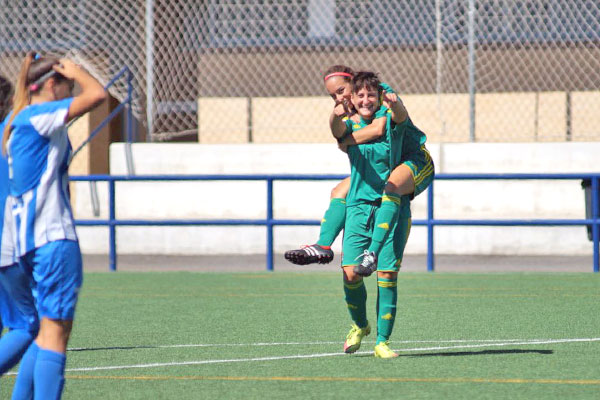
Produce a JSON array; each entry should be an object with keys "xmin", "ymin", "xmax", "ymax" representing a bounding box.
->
[{"xmin": 2, "ymin": 271, "xmax": 599, "ymax": 399}]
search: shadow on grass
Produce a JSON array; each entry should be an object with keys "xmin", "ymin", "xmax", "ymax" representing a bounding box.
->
[
  {"xmin": 69, "ymin": 345, "xmax": 157, "ymax": 352},
  {"xmin": 403, "ymin": 349, "xmax": 553, "ymax": 358},
  {"xmin": 352, "ymin": 348, "xmax": 553, "ymax": 359}
]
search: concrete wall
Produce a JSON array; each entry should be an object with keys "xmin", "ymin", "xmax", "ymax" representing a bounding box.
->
[{"xmin": 72, "ymin": 142, "xmax": 598, "ymax": 257}]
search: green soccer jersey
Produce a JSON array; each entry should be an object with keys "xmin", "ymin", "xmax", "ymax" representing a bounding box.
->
[
  {"xmin": 343, "ymin": 114, "xmax": 405, "ymax": 206},
  {"xmin": 399, "ymin": 117, "xmax": 427, "ymax": 153}
]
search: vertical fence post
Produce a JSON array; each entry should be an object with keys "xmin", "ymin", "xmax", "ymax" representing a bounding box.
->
[
  {"xmin": 145, "ymin": 0, "xmax": 154, "ymax": 142},
  {"xmin": 467, "ymin": 0, "xmax": 476, "ymax": 142},
  {"xmin": 592, "ymin": 176, "xmax": 599, "ymax": 273},
  {"xmin": 266, "ymin": 178, "xmax": 274, "ymax": 271},
  {"xmin": 427, "ymin": 180, "xmax": 435, "ymax": 272},
  {"xmin": 109, "ymin": 179, "xmax": 117, "ymax": 272},
  {"xmin": 127, "ymin": 68, "xmax": 133, "ymax": 143}
]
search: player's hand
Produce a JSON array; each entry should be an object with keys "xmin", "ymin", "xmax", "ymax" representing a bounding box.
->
[
  {"xmin": 382, "ymin": 90, "xmax": 398, "ymax": 108},
  {"xmin": 52, "ymin": 59, "xmax": 81, "ymax": 79},
  {"xmin": 333, "ymin": 98, "xmax": 350, "ymax": 118}
]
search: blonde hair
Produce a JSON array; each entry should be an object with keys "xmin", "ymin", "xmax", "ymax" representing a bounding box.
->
[{"xmin": 2, "ymin": 52, "xmax": 61, "ymax": 154}]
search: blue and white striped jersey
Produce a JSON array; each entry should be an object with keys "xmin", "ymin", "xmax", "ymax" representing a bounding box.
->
[
  {"xmin": 6, "ymin": 98, "xmax": 78, "ymax": 256},
  {"xmin": 0, "ymin": 120, "xmax": 16, "ymax": 267}
]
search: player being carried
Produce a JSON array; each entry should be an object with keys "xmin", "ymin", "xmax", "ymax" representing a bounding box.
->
[{"xmin": 285, "ymin": 65, "xmax": 433, "ymax": 277}]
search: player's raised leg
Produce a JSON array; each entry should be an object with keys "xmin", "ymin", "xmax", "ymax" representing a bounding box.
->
[
  {"xmin": 285, "ymin": 177, "xmax": 349, "ymax": 265},
  {"xmin": 355, "ymin": 166, "xmax": 413, "ymax": 277}
]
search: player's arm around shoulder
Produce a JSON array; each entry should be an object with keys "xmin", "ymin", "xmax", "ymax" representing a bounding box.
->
[
  {"xmin": 338, "ymin": 109, "xmax": 387, "ymax": 149},
  {"xmin": 53, "ymin": 59, "xmax": 107, "ymax": 122}
]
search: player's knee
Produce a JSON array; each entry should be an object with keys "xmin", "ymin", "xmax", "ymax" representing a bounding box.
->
[
  {"xmin": 377, "ymin": 271, "xmax": 398, "ymax": 280},
  {"xmin": 330, "ymin": 185, "xmax": 347, "ymax": 200},
  {"xmin": 343, "ymin": 269, "xmax": 362, "ymax": 283},
  {"xmin": 384, "ymin": 181, "xmax": 399, "ymax": 195}
]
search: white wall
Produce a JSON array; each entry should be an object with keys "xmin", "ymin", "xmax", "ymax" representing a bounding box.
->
[{"xmin": 73, "ymin": 142, "xmax": 599, "ymax": 256}]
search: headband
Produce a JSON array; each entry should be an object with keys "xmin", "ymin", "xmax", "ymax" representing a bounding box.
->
[
  {"xmin": 28, "ymin": 53, "xmax": 61, "ymax": 92},
  {"xmin": 324, "ymin": 72, "xmax": 353, "ymax": 82},
  {"xmin": 29, "ymin": 69, "xmax": 58, "ymax": 92}
]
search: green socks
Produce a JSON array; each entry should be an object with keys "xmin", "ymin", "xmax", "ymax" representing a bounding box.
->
[
  {"xmin": 317, "ymin": 198, "xmax": 346, "ymax": 247},
  {"xmin": 376, "ymin": 277, "xmax": 398, "ymax": 344},
  {"xmin": 368, "ymin": 193, "xmax": 401, "ymax": 255},
  {"xmin": 344, "ymin": 279, "xmax": 368, "ymax": 328}
]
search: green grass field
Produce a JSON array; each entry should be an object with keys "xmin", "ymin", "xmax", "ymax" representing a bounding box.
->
[{"xmin": 2, "ymin": 271, "xmax": 599, "ymax": 399}]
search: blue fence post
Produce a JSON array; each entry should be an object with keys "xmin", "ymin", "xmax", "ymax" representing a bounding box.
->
[
  {"xmin": 109, "ymin": 179, "xmax": 117, "ymax": 272},
  {"xmin": 266, "ymin": 178, "xmax": 274, "ymax": 271},
  {"xmin": 592, "ymin": 176, "xmax": 599, "ymax": 273},
  {"xmin": 427, "ymin": 180, "xmax": 435, "ymax": 272}
]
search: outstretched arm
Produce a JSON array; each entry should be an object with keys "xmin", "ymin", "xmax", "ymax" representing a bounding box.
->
[{"xmin": 383, "ymin": 90, "xmax": 408, "ymax": 124}]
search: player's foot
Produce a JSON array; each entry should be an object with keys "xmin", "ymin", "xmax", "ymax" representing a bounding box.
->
[
  {"xmin": 343, "ymin": 323, "xmax": 371, "ymax": 354},
  {"xmin": 374, "ymin": 341, "xmax": 399, "ymax": 358},
  {"xmin": 353, "ymin": 250, "xmax": 377, "ymax": 276},
  {"xmin": 284, "ymin": 244, "xmax": 334, "ymax": 265}
]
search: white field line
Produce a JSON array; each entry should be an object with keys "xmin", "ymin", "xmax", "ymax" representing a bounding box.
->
[
  {"xmin": 66, "ymin": 337, "xmax": 593, "ymax": 351},
  {"xmin": 52, "ymin": 337, "xmax": 600, "ymax": 374}
]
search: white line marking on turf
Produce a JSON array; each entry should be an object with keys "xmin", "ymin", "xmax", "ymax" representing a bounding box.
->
[
  {"xmin": 66, "ymin": 337, "xmax": 594, "ymax": 351},
  {"xmin": 56, "ymin": 337, "xmax": 600, "ymax": 374}
]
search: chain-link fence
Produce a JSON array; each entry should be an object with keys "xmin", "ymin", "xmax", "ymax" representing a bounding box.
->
[{"xmin": 1, "ymin": 0, "xmax": 599, "ymax": 143}]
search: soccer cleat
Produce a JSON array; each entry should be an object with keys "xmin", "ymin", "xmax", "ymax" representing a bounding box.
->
[
  {"xmin": 353, "ymin": 250, "xmax": 377, "ymax": 277},
  {"xmin": 343, "ymin": 323, "xmax": 371, "ymax": 354},
  {"xmin": 284, "ymin": 244, "xmax": 334, "ymax": 265},
  {"xmin": 374, "ymin": 341, "xmax": 399, "ymax": 358}
]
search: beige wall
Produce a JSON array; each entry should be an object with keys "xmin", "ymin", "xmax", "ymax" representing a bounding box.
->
[
  {"xmin": 68, "ymin": 98, "xmax": 111, "ymax": 175},
  {"xmin": 68, "ymin": 98, "xmax": 111, "ymax": 214},
  {"xmin": 198, "ymin": 91, "xmax": 593, "ymax": 143}
]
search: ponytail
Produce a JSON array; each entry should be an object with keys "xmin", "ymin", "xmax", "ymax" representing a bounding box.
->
[
  {"xmin": 2, "ymin": 53, "xmax": 61, "ymax": 155},
  {"xmin": 2, "ymin": 52, "xmax": 34, "ymax": 155}
]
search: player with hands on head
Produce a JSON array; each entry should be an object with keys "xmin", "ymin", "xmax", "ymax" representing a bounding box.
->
[{"xmin": 3, "ymin": 52, "xmax": 106, "ymax": 400}]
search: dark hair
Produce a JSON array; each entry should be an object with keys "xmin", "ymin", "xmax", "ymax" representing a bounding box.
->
[
  {"xmin": 323, "ymin": 65, "xmax": 355, "ymax": 82},
  {"xmin": 3, "ymin": 52, "xmax": 66, "ymax": 154},
  {"xmin": 351, "ymin": 71, "xmax": 382, "ymax": 95},
  {"xmin": 0, "ymin": 75, "xmax": 12, "ymax": 121}
]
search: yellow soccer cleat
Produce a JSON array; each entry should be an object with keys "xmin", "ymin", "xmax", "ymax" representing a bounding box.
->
[
  {"xmin": 374, "ymin": 341, "xmax": 399, "ymax": 358},
  {"xmin": 343, "ymin": 323, "xmax": 371, "ymax": 354}
]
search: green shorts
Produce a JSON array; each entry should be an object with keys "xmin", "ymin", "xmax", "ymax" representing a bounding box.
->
[
  {"xmin": 403, "ymin": 145, "xmax": 434, "ymax": 199},
  {"xmin": 342, "ymin": 200, "xmax": 412, "ymax": 272}
]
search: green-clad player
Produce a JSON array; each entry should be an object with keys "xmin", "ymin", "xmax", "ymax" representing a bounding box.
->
[
  {"xmin": 284, "ymin": 66, "xmax": 433, "ymax": 272},
  {"xmin": 285, "ymin": 67, "xmax": 434, "ymax": 357},
  {"xmin": 333, "ymin": 71, "xmax": 409, "ymax": 358},
  {"xmin": 335, "ymin": 71, "xmax": 432, "ymax": 358}
]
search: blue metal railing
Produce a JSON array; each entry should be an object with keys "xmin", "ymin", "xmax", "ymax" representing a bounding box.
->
[{"xmin": 71, "ymin": 173, "xmax": 600, "ymax": 273}]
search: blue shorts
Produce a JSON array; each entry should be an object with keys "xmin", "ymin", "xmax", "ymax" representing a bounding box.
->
[
  {"xmin": 21, "ymin": 240, "xmax": 83, "ymax": 321},
  {"xmin": 0, "ymin": 263, "xmax": 39, "ymax": 332}
]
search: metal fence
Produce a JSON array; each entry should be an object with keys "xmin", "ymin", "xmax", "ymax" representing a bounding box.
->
[
  {"xmin": 1, "ymin": 1, "xmax": 600, "ymax": 142},
  {"xmin": 72, "ymin": 173, "xmax": 600, "ymax": 273}
]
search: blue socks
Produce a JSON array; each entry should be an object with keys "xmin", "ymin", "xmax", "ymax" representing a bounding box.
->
[
  {"xmin": 0, "ymin": 329, "xmax": 35, "ymax": 374},
  {"xmin": 11, "ymin": 343, "xmax": 67, "ymax": 400},
  {"xmin": 11, "ymin": 341, "xmax": 38, "ymax": 400},
  {"xmin": 34, "ymin": 349, "xmax": 66, "ymax": 400}
]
